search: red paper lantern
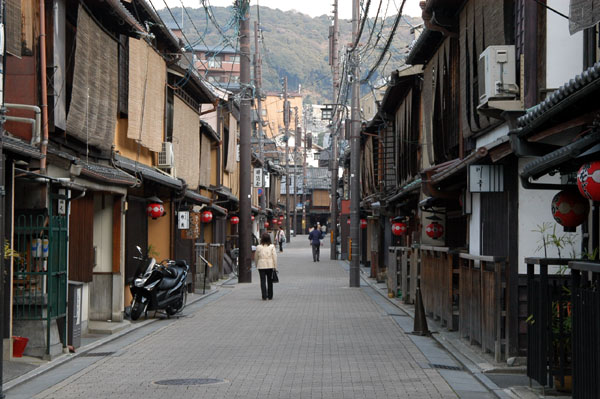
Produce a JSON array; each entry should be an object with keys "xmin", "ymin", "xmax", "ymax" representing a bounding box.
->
[
  {"xmin": 230, "ymin": 216, "xmax": 239, "ymax": 225},
  {"xmin": 577, "ymin": 162, "xmax": 600, "ymax": 201},
  {"xmin": 425, "ymin": 222, "xmax": 444, "ymax": 239},
  {"xmin": 278, "ymin": 220, "xmax": 282, "ymax": 225},
  {"xmin": 551, "ymin": 190, "xmax": 589, "ymax": 228},
  {"xmin": 147, "ymin": 203, "xmax": 165, "ymax": 219},
  {"xmin": 201, "ymin": 210, "xmax": 213, "ymax": 223},
  {"xmin": 251, "ymin": 215, "xmax": 255, "ymax": 221},
  {"xmin": 272, "ymin": 218, "xmax": 278, "ymax": 225},
  {"xmin": 279, "ymin": 215, "xmax": 284, "ymax": 221},
  {"xmin": 391, "ymin": 222, "xmax": 407, "ymax": 236},
  {"xmin": 360, "ymin": 219, "xmax": 367, "ymax": 229},
  {"xmin": 264, "ymin": 221, "xmax": 270, "ymax": 228},
  {"xmin": 347, "ymin": 218, "xmax": 351, "ymax": 225}
]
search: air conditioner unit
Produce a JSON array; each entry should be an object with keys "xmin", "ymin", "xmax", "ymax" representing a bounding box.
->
[
  {"xmin": 158, "ymin": 142, "xmax": 174, "ymax": 169},
  {"xmin": 478, "ymin": 45, "xmax": 519, "ymax": 107}
]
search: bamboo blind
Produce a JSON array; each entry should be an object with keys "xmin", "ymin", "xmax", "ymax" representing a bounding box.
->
[
  {"xmin": 173, "ymin": 96, "xmax": 200, "ymax": 188},
  {"xmin": 199, "ymin": 134, "xmax": 212, "ymax": 187},
  {"xmin": 225, "ymin": 114, "xmax": 238, "ymax": 172},
  {"xmin": 127, "ymin": 37, "xmax": 166, "ymax": 152},
  {"xmin": 66, "ymin": 6, "xmax": 118, "ymax": 151}
]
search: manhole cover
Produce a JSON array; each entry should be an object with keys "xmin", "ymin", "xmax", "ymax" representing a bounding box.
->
[
  {"xmin": 429, "ymin": 363, "xmax": 462, "ymax": 371},
  {"xmin": 80, "ymin": 352, "xmax": 115, "ymax": 357},
  {"xmin": 154, "ymin": 378, "xmax": 226, "ymax": 386}
]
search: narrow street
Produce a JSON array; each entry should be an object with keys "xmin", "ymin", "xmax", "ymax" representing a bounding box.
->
[{"xmin": 5, "ymin": 236, "xmax": 492, "ymax": 399}]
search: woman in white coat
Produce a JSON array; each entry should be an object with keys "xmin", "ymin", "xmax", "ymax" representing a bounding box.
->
[{"xmin": 255, "ymin": 232, "xmax": 278, "ymax": 300}]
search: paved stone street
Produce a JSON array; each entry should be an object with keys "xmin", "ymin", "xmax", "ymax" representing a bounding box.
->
[{"xmin": 6, "ymin": 236, "xmax": 490, "ymax": 399}]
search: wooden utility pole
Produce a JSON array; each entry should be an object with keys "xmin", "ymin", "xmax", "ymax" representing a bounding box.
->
[
  {"xmin": 329, "ymin": 0, "xmax": 339, "ymax": 260},
  {"xmin": 238, "ymin": 0, "xmax": 252, "ymax": 283},
  {"xmin": 254, "ymin": 21, "xmax": 266, "ymax": 236},
  {"xmin": 302, "ymin": 109, "xmax": 308, "ymax": 234},
  {"xmin": 283, "ymin": 77, "xmax": 291, "ymax": 243},
  {"xmin": 349, "ymin": 0, "xmax": 361, "ymax": 287}
]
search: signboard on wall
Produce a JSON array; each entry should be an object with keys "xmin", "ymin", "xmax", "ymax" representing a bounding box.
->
[
  {"xmin": 469, "ymin": 165, "xmax": 504, "ymax": 192},
  {"xmin": 182, "ymin": 212, "xmax": 201, "ymax": 239},
  {"xmin": 253, "ymin": 168, "xmax": 263, "ymax": 188}
]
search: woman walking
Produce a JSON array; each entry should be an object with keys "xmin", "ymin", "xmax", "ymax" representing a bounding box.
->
[
  {"xmin": 275, "ymin": 226, "xmax": 286, "ymax": 252},
  {"xmin": 255, "ymin": 232, "xmax": 277, "ymax": 300}
]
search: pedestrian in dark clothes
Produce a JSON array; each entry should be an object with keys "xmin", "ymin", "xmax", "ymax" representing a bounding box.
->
[{"xmin": 308, "ymin": 224, "xmax": 323, "ymax": 262}]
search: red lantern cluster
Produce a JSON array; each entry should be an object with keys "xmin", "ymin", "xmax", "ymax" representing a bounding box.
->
[
  {"xmin": 201, "ymin": 210, "xmax": 213, "ymax": 223},
  {"xmin": 391, "ymin": 222, "xmax": 407, "ymax": 236},
  {"xmin": 360, "ymin": 219, "xmax": 367, "ymax": 229},
  {"xmin": 425, "ymin": 222, "xmax": 444, "ymax": 239},
  {"xmin": 147, "ymin": 202, "xmax": 165, "ymax": 219},
  {"xmin": 551, "ymin": 190, "xmax": 589, "ymax": 228},
  {"xmin": 577, "ymin": 161, "xmax": 600, "ymax": 201},
  {"xmin": 230, "ymin": 216, "xmax": 239, "ymax": 225}
]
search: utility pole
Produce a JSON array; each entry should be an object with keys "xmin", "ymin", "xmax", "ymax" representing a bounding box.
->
[
  {"xmin": 329, "ymin": 0, "xmax": 339, "ymax": 260},
  {"xmin": 283, "ymin": 77, "xmax": 291, "ymax": 243},
  {"xmin": 302, "ymin": 108, "xmax": 308, "ymax": 234},
  {"xmin": 238, "ymin": 0, "xmax": 252, "ymax": 283},
  {"xmin": 0, "ymin": 1, "xmax": 6, "ymax": 395},
  {"xmin": 293, "ymin": 107, "xmax": 298, "ymax": 237},
  {"xmin": 254, "ymin": 20, "xmax": 266, "ymax": 236},
  {"xmin": 349, "ymin": 0, "xmax": 361, "ymax": 287}
]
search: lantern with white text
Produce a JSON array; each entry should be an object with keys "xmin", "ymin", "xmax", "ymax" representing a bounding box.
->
[
  {"xmin": 551, "ymin": 190, "xmax": 589, "ymax": 230},
  {"xmin": 264, "ymin": 221, "xmax": 270, "ymax": 228},
  {"xmin": 360, "ymin": 219, "xmax": 367, "ymax": 229},
  {"xmin": 425, "ymin": 222, "xmax": 444, "ymax": 239},
  {"xmin": 279, "ymin": 215, "xmax": 284, "ymax": 221},
  {"xmin": 272, "ymin": 218, "xmax": 278, "ymax": 225},
  {"xmin": 391, "ymin": 222, "xmax": 407, "ymax": 236},
  {"xmin": 147, "ymin": 202, "xmax": 165, "ymax": 219},
  {"xmin": 251, "ymin": 215, "xmax": 255, "ymax": 221},
  {"xmin": 278, "ymin": 221, "xmax": 282, "ymax": 226},
  {"xmin": 577, "ymin": 162, "xmax": 600, "ymax": 201},
  {"xmin": 201, "ymin": 211, "xmax": 213, "ymax": 223},
  {"xmin": 230, "ymin": 216, "xmax": 239, "ymax": 225}
]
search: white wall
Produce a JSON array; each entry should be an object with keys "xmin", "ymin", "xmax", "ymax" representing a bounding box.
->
[
  {"xmin": 469, "ymin": 193, "xmax": 481, "ymax": 255},
  {"xmin": 546, "ymin": 0, "xmax": 583, "ymax": 90},
  {"xmin": 517, "ymin": 158, "xmax": 583, "ymax": 273},
  {"xmin": 93, "ymin": 193, "xmax": 114, "ymax": 273}
]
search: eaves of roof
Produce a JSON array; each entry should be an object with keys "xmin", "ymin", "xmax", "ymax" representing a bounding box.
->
[
  {"xmin": 114, "ymin": 154, "xmax": 182, "ymax": 189},
  {"xmin": 75, "ymin": 160, "xmax": 138, "ymax": 186},
  {"xmin": 515, "ymin": 61, "xmax": 600, "ymax": 137},
  {"xmin": 3, "ymin": 135, "xmax": 42, "ymax": 159},
  {"xmin": 200, "ymin": 120, "xmax": 220, "ymax": 142},
  {"xmin": 405, "ymin": 28, "xmax": 444, "ymax": 66},
  {"xmin": 184, "ymin": 190, "xmax": 211, "ymax": 204}
]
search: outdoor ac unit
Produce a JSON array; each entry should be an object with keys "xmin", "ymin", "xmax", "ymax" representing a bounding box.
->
[
  {"xmin": 158, "ymin": 142, "xmax": 174, "ymax": 169},
  {"xmin": 478, "ymin": 45, "xmax": 519, "ymax": 106}
]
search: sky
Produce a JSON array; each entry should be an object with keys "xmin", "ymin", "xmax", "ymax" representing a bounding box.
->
[{"xmin": 155, "ymin": 0, "xmax": 423, "ymax": 20}]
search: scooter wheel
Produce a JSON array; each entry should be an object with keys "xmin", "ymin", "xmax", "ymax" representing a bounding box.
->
[
  {"xmin": 166, "ymin": 289, "xmax": 187, "ymax": 316},
  {"xmin": 131, "ymin": 300, "xmax": 145, "ymax": 320}
]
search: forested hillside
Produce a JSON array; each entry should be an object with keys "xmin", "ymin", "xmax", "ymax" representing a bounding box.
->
[{"xmin": 157, "ymin": 5, "xmax": 421, "ymax": 103}]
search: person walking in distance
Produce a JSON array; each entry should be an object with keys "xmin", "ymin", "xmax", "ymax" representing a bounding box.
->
[
  {"xmin": 255, "ymin": 232, "xmax": 277, "ymax": 300},
  {"xmin": 275, "ymin": 226, "xmax": 286, "ymax": 252},
  {"xmin": 308, "ymin": 224, "xmax": 324, "ymax": 262}
]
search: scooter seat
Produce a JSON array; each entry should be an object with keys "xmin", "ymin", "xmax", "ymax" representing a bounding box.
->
[{"xmin": 158, "ymin": 267, "xmax": 184, "ymax": 290}]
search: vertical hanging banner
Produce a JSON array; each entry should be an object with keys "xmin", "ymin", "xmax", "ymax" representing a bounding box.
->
[{"xmin": 253, "ymin": 168, "xmax": 263, "ymax": 188}]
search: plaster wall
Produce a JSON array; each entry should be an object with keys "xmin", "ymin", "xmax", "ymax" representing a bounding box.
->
[
  {"xmin": 546, "ymin": 0, "xmax": 583, "ymax": 90},
  {"xmin": 517, "ymin": 158, "xmax": 583, "ymax": 273}
]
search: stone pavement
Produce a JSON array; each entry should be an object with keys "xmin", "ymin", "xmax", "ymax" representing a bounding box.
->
[{"xmin": 6, "ymin": 235, "xmax": 501, "ymax": 399}]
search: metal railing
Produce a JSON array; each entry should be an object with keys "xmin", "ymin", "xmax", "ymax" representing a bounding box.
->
[
  {"xmin": 569, "ymin": 260, "xmax": 600, "ymax": 398},
  {"xmin": 525, "ymin": 258, "xmax": 572, "ymax": 389}
]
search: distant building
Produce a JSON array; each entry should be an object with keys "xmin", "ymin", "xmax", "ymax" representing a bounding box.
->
[{"xmin": 192, "ymin": 45, "xmax": 241, "ymax": 89}]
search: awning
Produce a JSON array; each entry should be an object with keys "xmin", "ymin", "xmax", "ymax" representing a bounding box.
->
[
  {"xmin": 213, "ymin": 185, "xmax": 239, "ymax": 203},
  {"xmin": 383, "ymin": 177, "xmax": 422, "ymax": 204},
  {"xmin": 200, "ymin": 120, "xmax": 220, "ymax": 142},
  {"xmin": 184, "ymin": 190, "xmax": 211, "ymax": 204},
  {"xmin": 208, "ymin": 203, "xmax": 227, "ymax": 216},
  {"xmin": 114, "ymin": 154, "xmax": 182, "ymax": 190},
  {"xmin": 520, "ymin": 130, "xmax": 600, "ymax": 189},
  {"xmin": 429, "ymin": 148, "xmax": 489, "ymax": 184}
]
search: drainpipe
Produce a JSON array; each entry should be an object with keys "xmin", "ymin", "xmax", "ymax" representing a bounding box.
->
[{"xmin": 39, "ymin": 0, "xmax": 49, "ymax": 173}]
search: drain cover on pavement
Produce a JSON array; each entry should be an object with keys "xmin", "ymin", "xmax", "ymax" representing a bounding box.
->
[
  {"xmin": 154, "ymin": 378, "xmax": 226, "ymax": 386},
  {"xmin": 80, "ymin": 352, "xmax": 115, "ymax": 357},
  {"xmin": 429, "ymin": 363, "xmax": 462, "ymax": 371}
]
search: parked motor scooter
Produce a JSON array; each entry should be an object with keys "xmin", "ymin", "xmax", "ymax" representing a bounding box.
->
[{"xmin": 129, "ymin": 246, "xmax": 189, "ymax": 320}]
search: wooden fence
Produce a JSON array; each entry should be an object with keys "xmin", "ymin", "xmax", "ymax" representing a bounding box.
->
[
  {"xmin": 459, "ymin": 253, "xmax": 507, "ymax": 362},
  {"xmin": 420, "ymin": 246, "xmax": 458, "ymax": 330},
  {"xmin": 387, "ymin": 246, "xmax": 419, "ymax": 303}
]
